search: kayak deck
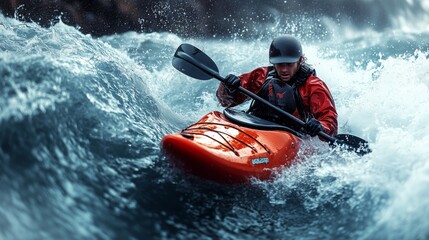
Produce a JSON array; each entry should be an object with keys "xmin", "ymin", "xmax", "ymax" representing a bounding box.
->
[{"xmin": 161, "ymin": 109, "xmax": 302, "ymax": 183}]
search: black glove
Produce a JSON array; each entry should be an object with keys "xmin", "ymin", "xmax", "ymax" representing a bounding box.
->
[
  {"xmin": 303, "ymin": 118, "xmax": 324, "ymax": 137},
  {"xmin": 223, "ymin": 74, "xmax": 241, "ymax": 89}
]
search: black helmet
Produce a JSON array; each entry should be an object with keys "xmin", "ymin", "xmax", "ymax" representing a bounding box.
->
[{"xmin": 269, "ymin": 35, "xmax": 302, "ymax": 64}]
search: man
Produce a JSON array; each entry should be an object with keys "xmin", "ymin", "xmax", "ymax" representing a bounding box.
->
[{"xmin": 216, "ymin": 35, "xmax": 338, "ymax": 137}]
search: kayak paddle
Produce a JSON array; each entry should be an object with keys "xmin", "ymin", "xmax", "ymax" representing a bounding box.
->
[{"xmin": 172, "ymin": 43, "xmax": 371, "ymax": 156}]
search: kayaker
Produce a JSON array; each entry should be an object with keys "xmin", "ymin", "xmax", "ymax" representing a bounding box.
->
[{"xmin": 216, "ymin": 35, "xmax": 338, "ymax": 137}]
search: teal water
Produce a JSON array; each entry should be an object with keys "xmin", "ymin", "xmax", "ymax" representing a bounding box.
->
[{"xmin": 1, "ymin": 7, "xmax": 429, "ymax": 239}]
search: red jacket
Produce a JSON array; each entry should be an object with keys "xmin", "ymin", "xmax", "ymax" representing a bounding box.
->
[{"xmin": 216, "ymin": 66, "xmax": 338, "ymax": 136}]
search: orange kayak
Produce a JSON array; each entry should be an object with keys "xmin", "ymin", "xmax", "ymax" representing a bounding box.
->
[{"xmin": 160, "ymin": 108, "xmax": 303, "ymax": 184}]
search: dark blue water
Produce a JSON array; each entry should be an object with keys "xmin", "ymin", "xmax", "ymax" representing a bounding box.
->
[{"xmin": 1, "ymin": 3, "xmax": 429, "ymax": 239}]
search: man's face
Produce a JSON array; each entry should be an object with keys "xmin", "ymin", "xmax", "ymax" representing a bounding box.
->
[{"xmin": 274, "ymin": 61, "xmax": 300, "ymax": 82}]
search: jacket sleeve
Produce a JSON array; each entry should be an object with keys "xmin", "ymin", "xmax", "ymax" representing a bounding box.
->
[
  {"xmin": 216, "ymin": 67, "xmax": 269, "ymax": 107},
  {"xmin": 302, "ymin": 76, "xmax": 338, "ymax": 136}
]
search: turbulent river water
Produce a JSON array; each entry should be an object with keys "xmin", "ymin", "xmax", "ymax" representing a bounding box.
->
[{"xmin": 1, "ymin": 5, "xmax": 429, "ymax": 239}]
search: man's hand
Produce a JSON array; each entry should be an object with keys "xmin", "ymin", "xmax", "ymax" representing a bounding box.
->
[
  {"xmin": 223, "ymin": 74, "xmax": 241, "ymax": 89},
  {"xmin": 304, "ymin": 118, "xmax": 324, "ymax": 137}
]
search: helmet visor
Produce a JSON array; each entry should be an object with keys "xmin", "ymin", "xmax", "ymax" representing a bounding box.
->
[{"xmin": 269, "ymin": 56, "xmax": 300, "ymax": 64}]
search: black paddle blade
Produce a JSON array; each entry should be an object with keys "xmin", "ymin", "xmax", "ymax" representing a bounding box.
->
[
  {"xmin": 333, "ymin": 134, "xmax": 371, "ymax": 156},
  {"xmin": 172, "ymin": 43, "xmax": 219, "ymax": 80}
]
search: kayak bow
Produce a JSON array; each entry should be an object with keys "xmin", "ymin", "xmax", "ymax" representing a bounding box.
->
[{"xmin": 161, "ymin": 109, "xmax": 303, "ymax": 183}]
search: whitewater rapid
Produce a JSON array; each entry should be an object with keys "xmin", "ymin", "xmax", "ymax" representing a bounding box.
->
[{"xmin": 1, "ymin": 12, "xmax": 429, "ymax": 240}]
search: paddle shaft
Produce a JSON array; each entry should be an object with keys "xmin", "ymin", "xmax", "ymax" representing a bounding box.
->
[{"xmin": 176, "ymin": 51, "xmax": 337, "ymax": 143}]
